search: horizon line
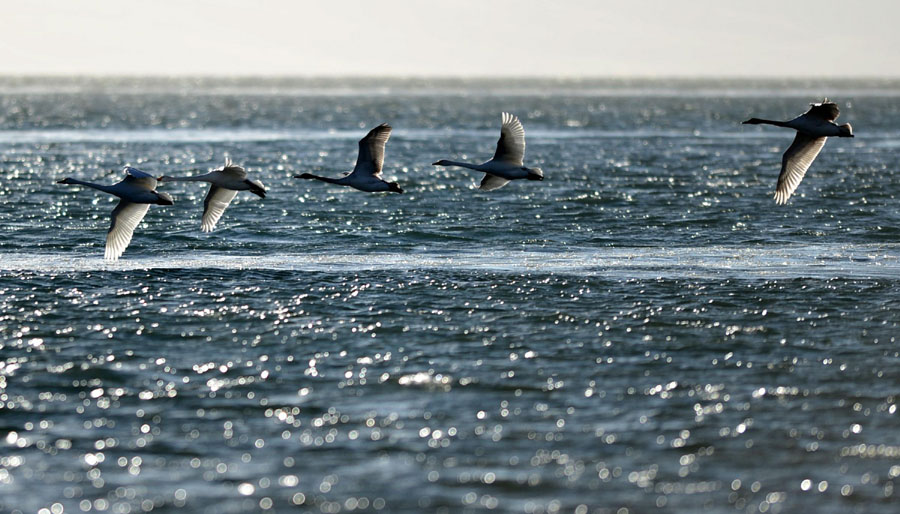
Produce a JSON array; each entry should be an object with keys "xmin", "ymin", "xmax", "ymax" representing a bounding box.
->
[{"xmin": 2, "ymin": 73, "xmax": 900, "ymax": 82}]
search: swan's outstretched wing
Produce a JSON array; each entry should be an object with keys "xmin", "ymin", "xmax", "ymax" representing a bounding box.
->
[
  {"xmin": 806, "ymin": 101, "xmax": 840, "ymax": 122},
  {"xmin": 106, "ymin": 200, "xmax": 150, "ymax": 261},
  {"xmin": 774, "ymin": 133, "xmax": 827, "ymax": 204},
  {"xmin": 201, "ymin": 185, "xmax": 238, "ymax": 232},
  {"xmin": 122, "ymin": 167, "xmax": 158, "ymax": 191},
  {"xmin": 351, "ymin": 123, "xmax": 392, "ymax": 178},
  {"xmin": 480, "ymin": 174, "xmax": 510, "ymax": 191},
  {"xmin": 219, "ymin": 157, "xmax": 248, "ymax": 180},
  {"xmin": 492, "ymin": 112, "xmax": 526, "ymax": 166}
]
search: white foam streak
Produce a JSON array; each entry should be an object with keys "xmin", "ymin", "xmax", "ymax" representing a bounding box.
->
[{"xmin": 2, "ymin": 244, "xmax": 898, "ymax": 279}]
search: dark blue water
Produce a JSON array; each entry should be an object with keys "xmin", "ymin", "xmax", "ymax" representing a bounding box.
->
[{"xmin": 1, "ymin": 77, "xmax": 899, "ymax": 513}]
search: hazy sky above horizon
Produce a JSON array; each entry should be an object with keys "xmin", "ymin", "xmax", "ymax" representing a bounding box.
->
[{"xmin": 2, "ymin": 0, "xmax": 898, "ymax": 77}]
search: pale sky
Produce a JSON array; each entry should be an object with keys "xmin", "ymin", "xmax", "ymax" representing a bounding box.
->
[{"xmin": 1, "ymin": 0, "xmax": 898, "ymax": 77}]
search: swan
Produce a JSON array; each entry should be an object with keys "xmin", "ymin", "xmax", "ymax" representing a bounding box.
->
[
  {"xmin": 743, "ymin": 99, "xmax": 854, "ymax": 204},
  {"xmin": 432, "ymin": 112, "xmax": 544, "ymax": 190},
  {"xmin": 57, "ymin": 167, "xmax": 174, "ymax": 261},
  {"xmin": 294, "ymin": 123, "xmax": 403, "ymax": 193},
  {"xmin": 158, "ymin": 157, "xmax": 266, "ymax": 232}
]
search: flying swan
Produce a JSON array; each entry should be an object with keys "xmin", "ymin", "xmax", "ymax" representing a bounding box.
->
[
  {"xmin": 158, "ymin": 157, "xmax": 266, "ymax": 232},
  {"xmin": 294, "ymin": 123, "xmax": 403, "ymax": 193},
  {"xmin": 743, "ymin": 99, "xmax": 853, "ymax": 204},
  {"xmin": 433, "ymin": 112, "xmax": 544, "ymax": 190},
  {"xmin": 57, "ymin": 167, "xmax": 174, "ymax": 260}
]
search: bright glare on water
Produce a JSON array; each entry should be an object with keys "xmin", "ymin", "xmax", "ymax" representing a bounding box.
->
[{"xmin": 0, "ymin": 77, "xmax": 899, "ymax": 514}]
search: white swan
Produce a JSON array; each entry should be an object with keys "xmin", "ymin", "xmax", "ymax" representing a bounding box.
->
[
  {"xmin": 294, "ymin": 123, "xmax": 403, "ymax": 193},
  {"xmin": 743, "ymin": 99, "xmax": 854, "ymax": 204},
  {"xmin": 57, "ymin": 167, "xmax": 174, "ymax": 261},
  {"xmin": 433, "ymin": 112, "xmax": 544, "ymax": 190},
  {"xmin": 158, "ymin": 157, "xmax": 266, "ymax": 232}
]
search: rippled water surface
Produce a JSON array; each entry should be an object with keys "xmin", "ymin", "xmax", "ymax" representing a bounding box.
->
[{"xmin": 1, "ymin": 77, "xmax": 899, "ymax": 513}]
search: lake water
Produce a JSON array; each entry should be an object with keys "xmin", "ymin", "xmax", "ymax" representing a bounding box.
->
[{"xmin": 1, "ymin": 77, "xmax": 898, "ymax": 513}]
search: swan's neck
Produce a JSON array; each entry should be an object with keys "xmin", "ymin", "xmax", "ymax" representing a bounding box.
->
[
  {"xmin": 161, "ymin": 175, "xmax": 209, "ymax": 183},
  {"xmin": 304, "ymin": 174, "xmax": 346, "ymax": 185},
  {"xmin": 744, "ymin": 118, "xmax": 789, "ymax": 128},
  {"xmin": 66, "ymin": 179, "xmax": 116, "ymax": 194},
  {"xmin": 438, "ymin": 160, "xmax": 482, "ymax": 171}
]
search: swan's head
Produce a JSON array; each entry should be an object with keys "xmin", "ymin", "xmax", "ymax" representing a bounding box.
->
[
  {"xmin": 838, "ymin": 123, "xmax": 854, "ymax": 137},
  {"xmin": 432, "ymin": 160, "xmax": 450, "ymax": 166},
  {"xmin": 155, "ymin": 191, "xmax": 175, "ymax": 205},
  {"xmin": 294, "ymin": 173, "xmax": 315, "ymax": 180},
  {"xmin": 525, "ymin": 167, "xmax": 544, "ymax": 181},
  {"xmin": 57, "ymin": 177, "xmax": 76, "ymax": 184},
  {"xmin": 388, "ymin": 182, "xmax": 404, "ymax": 194}
]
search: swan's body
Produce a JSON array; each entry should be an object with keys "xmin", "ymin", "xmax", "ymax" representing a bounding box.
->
[
  {"xmin": 294, "ymin": 123, "xmax": 403, "ymax": 193},
  {"xmin": 433, "ymin": 112, "xmax": 544, "ymax": 190},
  {"xmin": 743, "ymin": 100, "xmax": 854, "ymax": 204},
  {"xmin": 57, "ymin": 167, "xmax": 174, "ymax": 261},
  {"xmin": 158, "ymin": 157, "xmax": 266, "ymax": 232}
]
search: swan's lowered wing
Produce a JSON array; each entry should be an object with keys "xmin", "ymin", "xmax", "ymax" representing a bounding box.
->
[
  {"xmin": 480, "ymin": 174, "xmax": 510, "ymax": 191},
  {"xmin": 106, "ymin": 200, "xmax": 150, "ymax": 260},
  {"xmin": 774, "ymin": 133, "xmax": 827, "ymax": 204},
  {"xmin": 201, "ymin": 185, "xmax": 238, "ymax": 232}
]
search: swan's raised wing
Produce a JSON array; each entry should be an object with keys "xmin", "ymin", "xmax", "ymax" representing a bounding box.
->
[
  {"xmin": 479, "ymin": 174, "xmax": 510, "ymax": 191},
  {"xmin": 122, "ymin": 167, "xmax": 158, "ymax": 190},
  {"xmin": 774, "ymin": 133, "xmax": 827, "ymax": 204},
  {"xmin": 806, "ymin": 101, "xmax": 840, "ymax": 122},
  {"xmin": 351, "ymin": 123, "xmax": 392, "ymax": 178},
  {"xmin": 201, "ymin": 185, "xmax": 238, "ymax": 232},
  {"xmin": 106, "ymin": 200, "xmax": 150, "ymax": 261},
  {"xmin": 219, "ymin": 157, "xmax": 248, "ymax": 180},
  {"xmin": 492, "ymin": 112, "xmax": 526, "ymax": 166}
]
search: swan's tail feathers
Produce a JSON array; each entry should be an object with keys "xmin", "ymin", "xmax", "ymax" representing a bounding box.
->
[
  {"xmin": 838, "ymin": 123, "xmax": 854, "ymax": 137},
  {"xmin": 527, "ymin": 167, "xmax": 544, "ymax": 181},
  {"xmin": 245, "ymin": 179, "xmax": 266, "ymax": 198}
]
